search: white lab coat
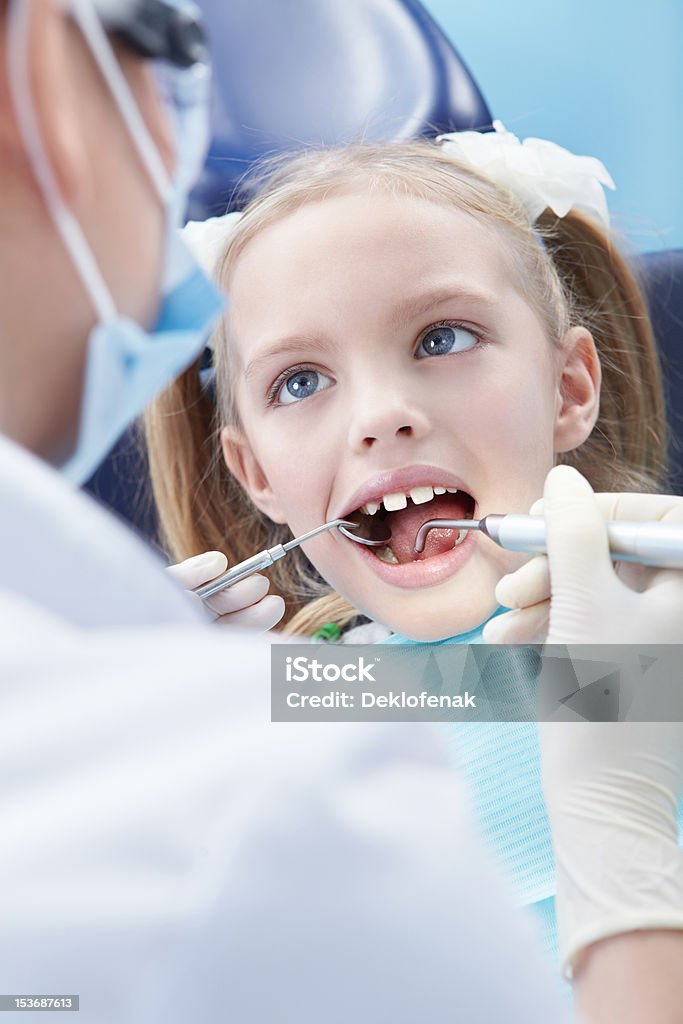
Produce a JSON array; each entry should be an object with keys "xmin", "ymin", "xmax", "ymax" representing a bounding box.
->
[{"xmin": 0, "ymin": 435, "xmax": 570, "ymax": 1022}]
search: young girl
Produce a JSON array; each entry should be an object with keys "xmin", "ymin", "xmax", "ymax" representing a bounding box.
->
[
  {"xmin": 147, "ymin": 127, "xmax": 667, "ymax": 640},
  {"xmin": 145, "ymin": 127, "xmax": 676, "ymax": 960}
]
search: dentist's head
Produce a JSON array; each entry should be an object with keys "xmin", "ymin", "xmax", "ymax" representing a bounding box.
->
[{"xmin": 0, "ymin": 0, "xmax": 220, "ymax": 481}]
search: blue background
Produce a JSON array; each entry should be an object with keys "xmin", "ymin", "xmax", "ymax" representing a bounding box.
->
[{"xmin": 423, "ymin": 0, "xmax": 683, "ymax": 254}]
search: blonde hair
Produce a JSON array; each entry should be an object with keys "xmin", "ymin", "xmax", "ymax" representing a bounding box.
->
[{"xmin": 145, "ymin": 141, "xmax": 668, "ymax": 636}]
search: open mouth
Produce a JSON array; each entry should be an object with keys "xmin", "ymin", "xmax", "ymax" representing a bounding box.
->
[{"xmin": 347, "ymin": 484, "xmax": 476, "ymax": 565}]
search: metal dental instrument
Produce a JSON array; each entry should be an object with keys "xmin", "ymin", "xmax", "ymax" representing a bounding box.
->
[
  {"xmin": 194, "ymin": 518, "xmax": 386, "ymax": 602},
  {"xmin": 338, "ymin": 516, "xmax": 392, "ymax": 547},
  {"xmin": 414, "ymin": 514, "xmax": 683, "ymax": 569}
]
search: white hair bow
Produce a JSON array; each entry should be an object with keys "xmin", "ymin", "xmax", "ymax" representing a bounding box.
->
[
  {"xmin": 180, "ymin": 210, "xmax": 244, "ymax": 280},
  {"xmin": 437, "ymin": 120, "xmax": 615, "ymax": 227}
]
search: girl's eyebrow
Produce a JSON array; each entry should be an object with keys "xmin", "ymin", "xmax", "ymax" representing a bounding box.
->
[
  {"xmin": 388, "ymin": 283, "xmax": 498, "ymax": 329},
  {"xmin": 243, "ymin": 336, "xmax": 339, "ymax": 383}
]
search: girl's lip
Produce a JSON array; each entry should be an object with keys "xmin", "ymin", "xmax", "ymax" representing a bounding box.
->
[
  {"xmin": 345, "ymin": 528, "xmax": 477, "ymax": 589},
  {"xmin": 335, "ymin": 464, "xmax": 474, "ymax": 521}
]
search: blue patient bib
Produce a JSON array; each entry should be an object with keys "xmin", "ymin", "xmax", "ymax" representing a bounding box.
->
[{"xmin": 382, "ymin": 616, "xmax": 683, "ymax": 960}]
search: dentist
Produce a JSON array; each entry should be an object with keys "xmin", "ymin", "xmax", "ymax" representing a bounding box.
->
[{"xmin": 0, "ymin": 2, "xmax": 680, "ymax": 1022}]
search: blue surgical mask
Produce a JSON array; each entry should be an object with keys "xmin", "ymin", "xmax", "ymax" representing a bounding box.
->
[{"xmin": 7, "ymin": 0, "xmax": 223, "ymax": 485}]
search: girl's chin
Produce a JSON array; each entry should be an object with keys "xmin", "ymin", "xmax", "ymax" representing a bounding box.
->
[
  {"xmin": 356, "ymin": 595, "xmax": 500, "ymax": 643},
  {"xmin": 322, "ymin": 546, "xmax": 504, "ymax": 641}
]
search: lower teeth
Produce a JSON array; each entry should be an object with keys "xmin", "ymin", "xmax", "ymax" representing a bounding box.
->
[{"xmin": 376, "ymin": 529, "xmax": 468, "ymax": 564}]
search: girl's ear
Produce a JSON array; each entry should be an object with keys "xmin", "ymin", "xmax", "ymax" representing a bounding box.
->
[
  {"xmin": 553, "ymin": 326, "xmax": 602, "ymax": 453},
  {"xmin": 221, "ymin": 425, "xmax": 289, "ymax": 524}
]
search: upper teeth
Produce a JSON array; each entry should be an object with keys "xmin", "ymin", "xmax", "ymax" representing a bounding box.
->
[
  {"xmin": 360, "ymin": 485, "xmax": 460, "ymax": 515},
  {"xmin": 410, "ymin": 486, "xmax": 433, "ymax": 505}
]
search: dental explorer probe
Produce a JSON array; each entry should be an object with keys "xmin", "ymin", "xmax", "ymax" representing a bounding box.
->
[
  {"xmin": 414, "ymin": 514, "xmax": 683, "ymax": 569},
  {"xmin": 193, "ymin": 517, "xmax": 387, "ymax": 602}
]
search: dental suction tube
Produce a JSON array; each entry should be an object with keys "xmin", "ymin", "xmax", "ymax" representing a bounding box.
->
[
  {"xmin": 414, "ymin": 514, "xmax": 683, "ymax": 569},
  {"xmin": 486, "ymin": 514, "xmax": 683, "ymax": 568}
]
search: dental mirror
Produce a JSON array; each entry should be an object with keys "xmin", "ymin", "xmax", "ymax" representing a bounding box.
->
[{"xmin": 338, "ymin": 516, "xmax": 392, "ymax": 547}]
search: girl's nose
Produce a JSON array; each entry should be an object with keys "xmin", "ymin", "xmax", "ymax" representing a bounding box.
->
[{"xmin": 347, "ymin": 395, "xmax": 432, "ymax": 453}]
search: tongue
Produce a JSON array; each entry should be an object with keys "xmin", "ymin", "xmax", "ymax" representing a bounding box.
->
[{"xmin": 384, "ymin": 493, "xmax": 471, "ymax": 563}]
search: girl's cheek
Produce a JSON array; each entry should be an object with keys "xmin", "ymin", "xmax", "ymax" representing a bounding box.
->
[
  {"xmin": 267, "ymin": 416, "xmax": 331, "ymax": 460},
  {"xmin": 262, "ymin": 432, "xmax": 322, "ymax": 497}
]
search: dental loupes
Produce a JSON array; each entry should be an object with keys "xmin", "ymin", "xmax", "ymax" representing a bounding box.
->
[{"xmin": 414, "ymin": 514, "xmax": 683, "ymax": 569}]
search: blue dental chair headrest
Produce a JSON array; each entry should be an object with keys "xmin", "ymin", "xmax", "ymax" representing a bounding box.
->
[
  {"xmin": 638, "ymin": 249, "xmax": 683, "ymax": 494},
  {"xmin": 187, "ymin": 0, "xmax": 493, "ymax": 219}
]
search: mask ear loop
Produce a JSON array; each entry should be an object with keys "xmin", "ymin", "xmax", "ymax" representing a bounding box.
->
[
  {"xmin": 6, "ymin": 0, "xmax": 175, "ymax": 325},
  {"xmin": 6, "ymin": 0, "xmax": 117, "ymax": 324},
  {"xmin": 68, "ymin": 0, "xmax": 172, "ymax": 205}
]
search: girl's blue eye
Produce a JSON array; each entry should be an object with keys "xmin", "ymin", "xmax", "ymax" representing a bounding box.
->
[
  {"xmin": 417, "ymin": 324, "xmax": 478, "ymax": 358},
  {"xmin": 277, "ymin": 368, "xmax": 333, "ymax": 405}
]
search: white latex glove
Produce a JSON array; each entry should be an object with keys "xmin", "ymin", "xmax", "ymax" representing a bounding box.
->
[
  {"xmin": 483, "ymin": 465, "xmax": 683, "ymax": 975},
  {"xmin": 167, "ymin": 551, "xmax": 285, "ymax": 632},
  {"xmin": 540, "ymin": 718, "xmax": 683, "ymax": 975},
  {"xmin": 482, "ymin": 464, "xmax": 683, "ymax": 645}
]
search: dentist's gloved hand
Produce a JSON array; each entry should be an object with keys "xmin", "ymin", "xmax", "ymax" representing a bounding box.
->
[
  {"xmin": 167, "ymin": 551, "xmax": 285, "ymax": 632},
  {"xmin": 483, "ymin": 465, "xmax": 683, "ymax": 977},
  {"xmin": 483, "ymin": 464, "xmax": 683, "ymax": 645},
  {"xmin": 540, "ymin": 717, "xmax": 683, "ymax": 976}
]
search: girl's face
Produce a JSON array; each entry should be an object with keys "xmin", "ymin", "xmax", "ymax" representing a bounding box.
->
[{"xmin": 223, "ymin": 192, "xmax": 599, "ymax": 640}]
